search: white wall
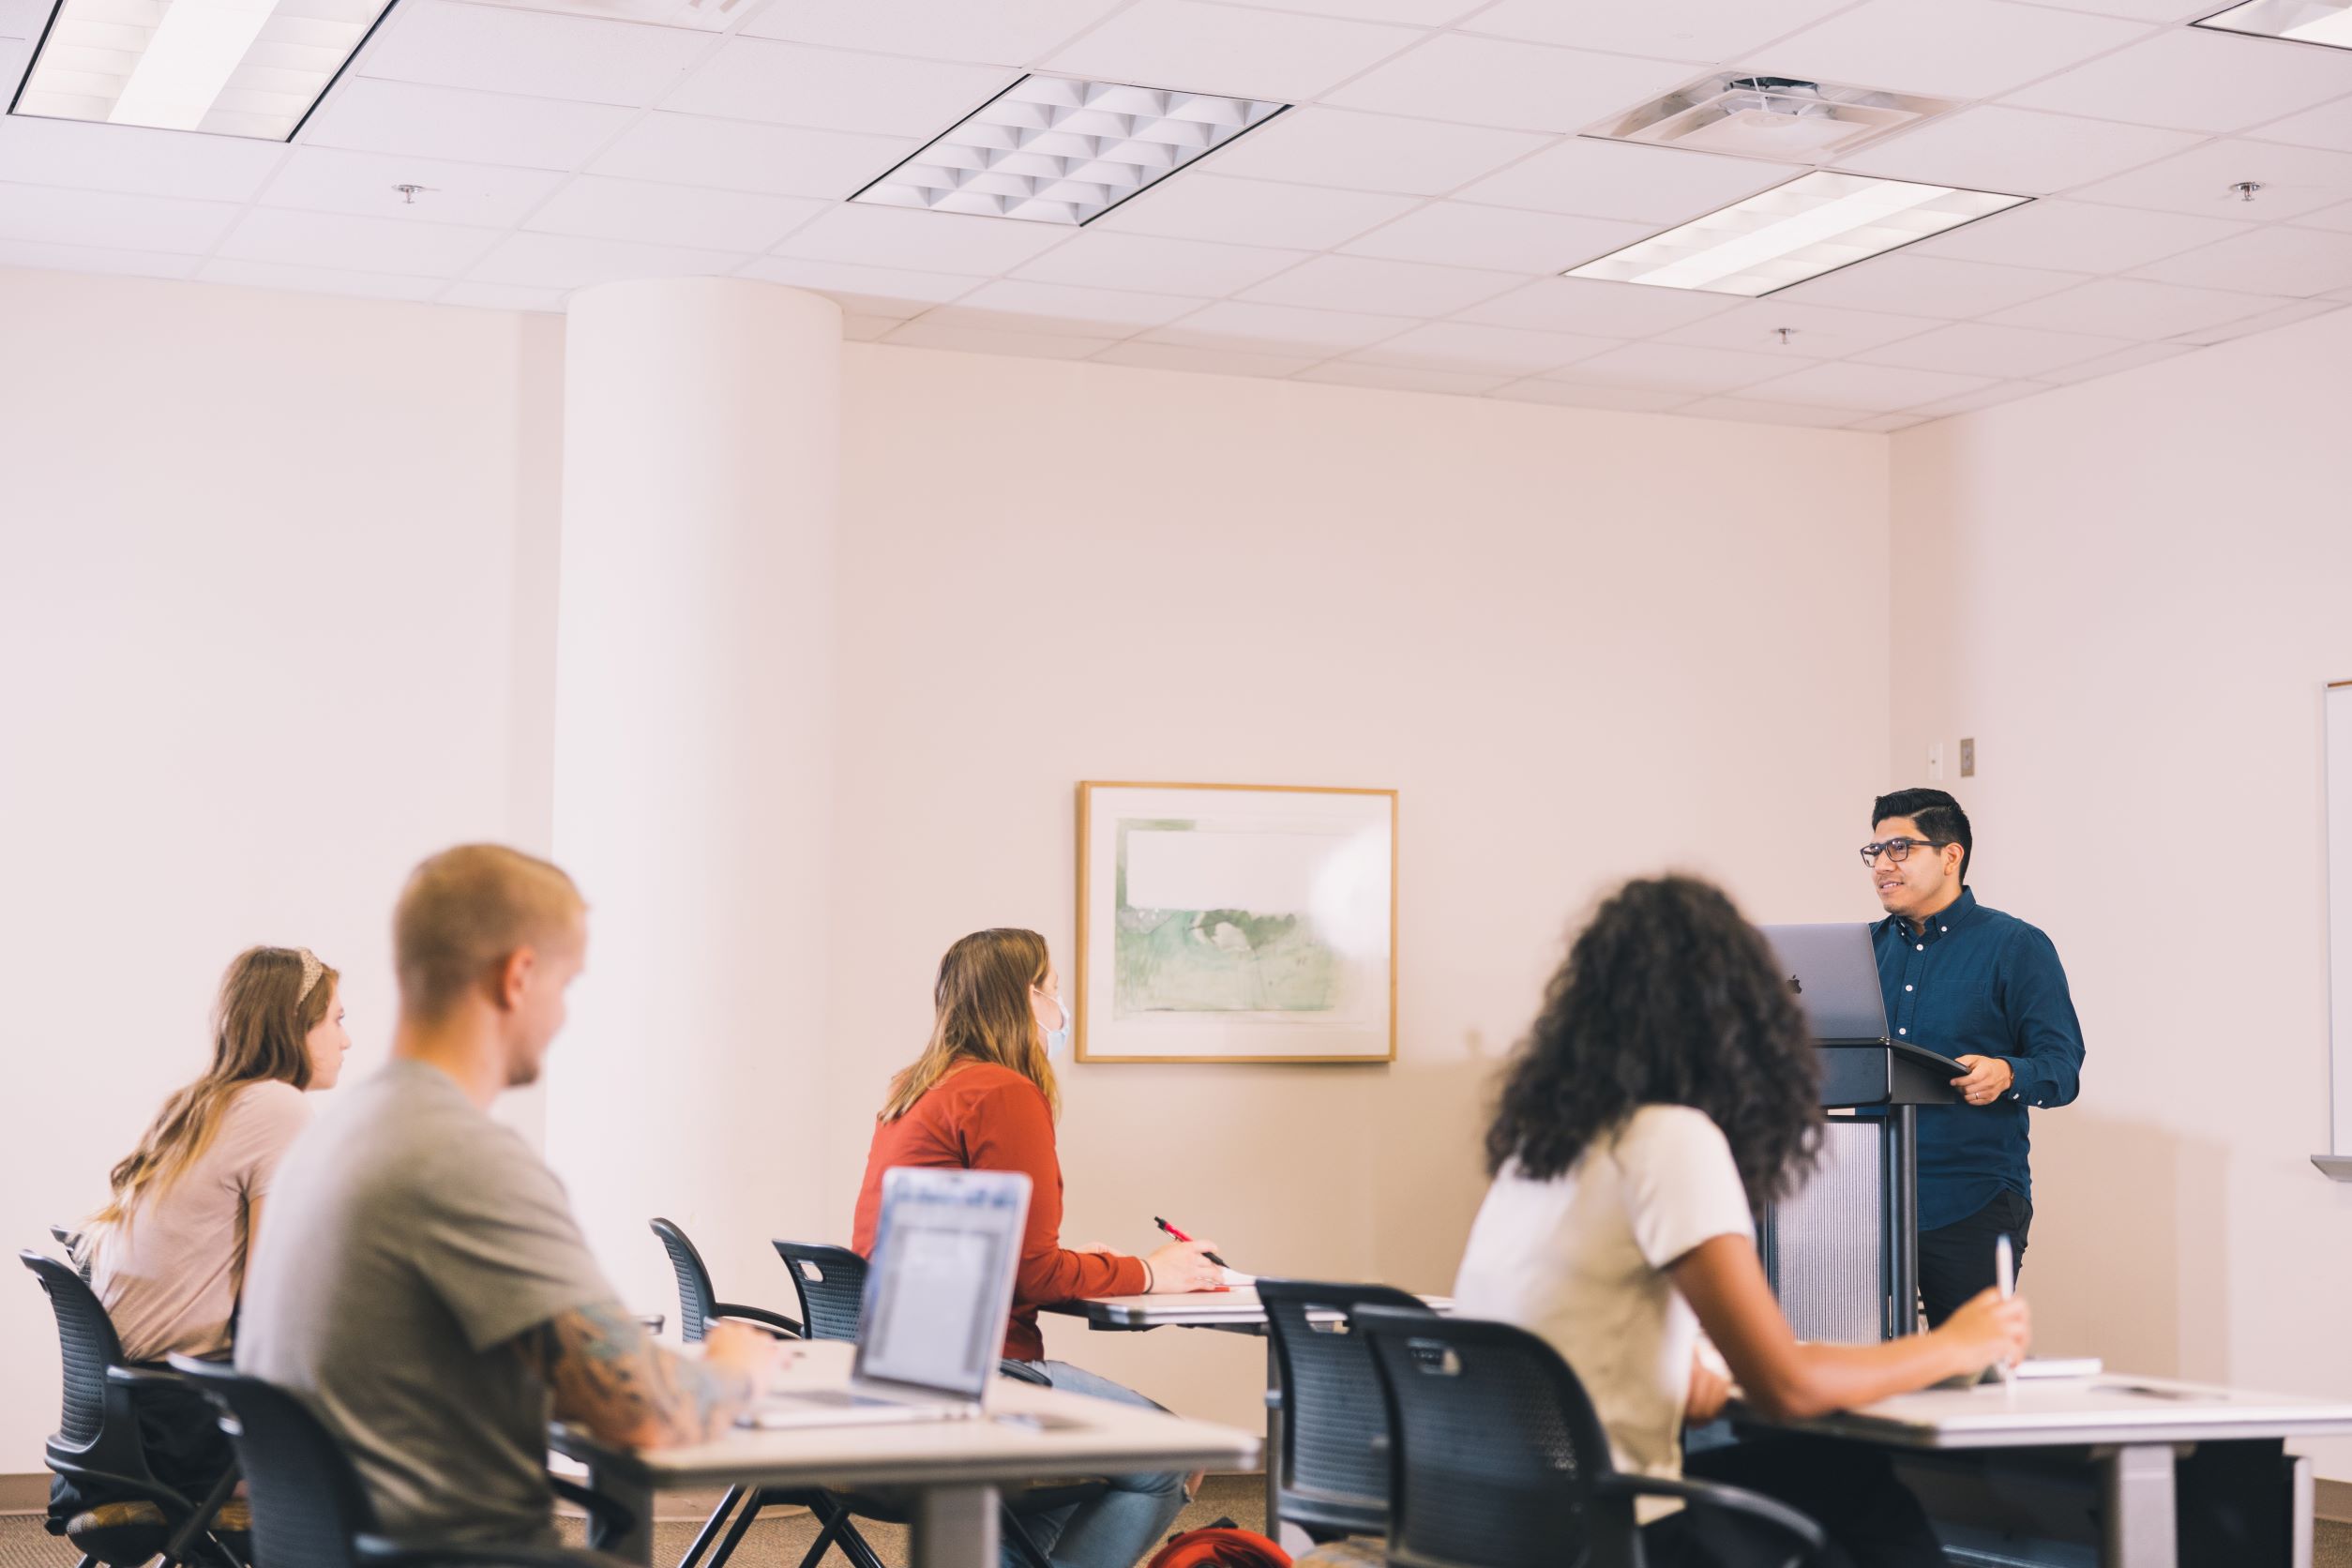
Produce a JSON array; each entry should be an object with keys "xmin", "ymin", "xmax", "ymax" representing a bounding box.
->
[
  {"xmin": 822, "ymin": 345, "xmax": 1893, "ymax": 1429},
  {"xmin": 0, "ymin": 270, "xmax": 563, "ymax": 1470},
  {"xmin": 1888, "ymin": 309, "xmax": 2352, "ymax": 1475}
]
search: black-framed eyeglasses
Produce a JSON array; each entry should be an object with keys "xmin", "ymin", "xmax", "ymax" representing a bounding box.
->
[{"xmin": 1859, "ymin": 837, "xmax": 1946, "ymax": 867}]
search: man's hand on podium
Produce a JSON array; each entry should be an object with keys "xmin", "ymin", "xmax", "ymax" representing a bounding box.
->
[{"xmin": 1952, "ymin": 1055, "xmax": 2014, "ymax": 1107}]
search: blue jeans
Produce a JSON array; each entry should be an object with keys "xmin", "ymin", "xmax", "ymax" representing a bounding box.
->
[{"xmin": 1008, "ymin": 1361, "xmax": 1188, "ymax": 1568}]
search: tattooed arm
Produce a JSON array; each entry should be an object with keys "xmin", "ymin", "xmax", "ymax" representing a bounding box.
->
[{"xmin": 514, "ymin": 1303, "xmax": 777, "ymax": 1448}]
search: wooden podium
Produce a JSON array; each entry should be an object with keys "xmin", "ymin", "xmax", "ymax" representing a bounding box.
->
[{"xmin": 1763, "ymin": 1039, "xmax": 1965, "ymax": 1340}]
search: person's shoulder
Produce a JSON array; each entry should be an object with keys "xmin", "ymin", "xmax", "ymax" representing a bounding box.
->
[
  {"xmin": 224, "ymin": 1078, "xmax": 313, "ymax": 1139},
  {"xmin": 1616, "ymin": 1103, "xmax": 1734, "ymax": 1164},
  {"xmin": 1969, "ymin": 898, "xmax": 2058, "ymax": 950}
]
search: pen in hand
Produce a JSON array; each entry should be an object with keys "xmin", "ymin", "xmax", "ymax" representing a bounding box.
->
[{"xmin": 1154, "ymin": 1216, "xmax": 1228, "ymax": 1269}]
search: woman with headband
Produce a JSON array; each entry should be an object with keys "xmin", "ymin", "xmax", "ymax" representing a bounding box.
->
[{"xmin": 67, "ymin": 945, "xmax": 351, "ymax": 1524}]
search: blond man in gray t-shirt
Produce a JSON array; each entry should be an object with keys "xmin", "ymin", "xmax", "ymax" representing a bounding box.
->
[{"xmin": 239, "ymin": 845, "xmax": 778, "ymax": 1548}]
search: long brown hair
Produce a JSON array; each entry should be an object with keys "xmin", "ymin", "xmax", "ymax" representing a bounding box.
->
[
  {"xmin": 880, "ymin": 928, "xmax": 1059, "ymax": 1123},
  {"xmin": 91, "ymin": 946, "xmax": 338, "ymax": 1232}
]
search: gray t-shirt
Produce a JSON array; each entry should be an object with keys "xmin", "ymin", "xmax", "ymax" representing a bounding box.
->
[{"xmin": 236, "ymin": 1059, "xmax": 614, "ymax": 1547}]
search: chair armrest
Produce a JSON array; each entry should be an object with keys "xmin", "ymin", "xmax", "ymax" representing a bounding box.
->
[
  {"xmin": 632, "ymin": 1315, "xmax": 665, "ymax": 1336},
  {"xmin": 107, "ymin": 1364, "xmax": 195, "ymax": 1391},
  {"xmin": 1596, "ymin": 1473, "xmax": 1827, "ymax": 1562},
  {"xmin": 997, "ymin": 1360, "xmax": 1049, "ymax": 1387},
  {"xmin": 548, "ymin": 1478, "xmax": 635, "ymax": 1546},
  {"xmin": 356, "ymin": 1535, "xmax": 637, "ymax": 1568},
  {"xmin": 711, "ymin": 1303, "xmax": 803, "ymax": 1338}
]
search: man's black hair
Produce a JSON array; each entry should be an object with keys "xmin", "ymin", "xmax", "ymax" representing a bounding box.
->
[{"xmin": 1873, "ymin": 787, "xmax": 1972, "ymax": 883}]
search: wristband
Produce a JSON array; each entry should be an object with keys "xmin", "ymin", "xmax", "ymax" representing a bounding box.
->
[{"xmin": 1141, "ymin": 1258, "xmax": 1156, "ymax": 1293}]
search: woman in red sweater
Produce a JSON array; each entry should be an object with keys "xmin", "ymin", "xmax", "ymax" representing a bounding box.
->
[{"xmin": 853, "ymin": 927, "xmax": 1224, "ymax": 1568}]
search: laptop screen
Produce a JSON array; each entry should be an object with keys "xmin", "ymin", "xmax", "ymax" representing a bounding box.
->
[
  {"xmin": 853, "ymin": 1167, "xmax": 1031, "ymax": 1402},
  {"xmin": 1756, "ymin": 922, "xmax": 1892, "ymax": 1045}
]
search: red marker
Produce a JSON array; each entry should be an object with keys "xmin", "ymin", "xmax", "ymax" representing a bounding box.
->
[{"xmin": 1153, "ymin": 1216, "xmax": 1229, "ymax": 1269}]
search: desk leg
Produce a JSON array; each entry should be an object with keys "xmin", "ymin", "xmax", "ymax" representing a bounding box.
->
[
  {"xmin": 588, "ymin": 1463, "xmax": 656, "ymax": 1565},
  {"xmin": 2101, "ymin": 1444, "xmax": 2179, "ymax": 1568},
  {"xmin": 1264, "ymin": 1343, "xmax": 1309, "ymax": 1557},
  {"xmin": 911, "ymin": 1483, "xmax": 1000, "ymax": 1568}
]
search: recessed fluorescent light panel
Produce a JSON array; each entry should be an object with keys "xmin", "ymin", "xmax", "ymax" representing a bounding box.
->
[
  {"xmin": 9, "ymin": 0, "xmax": 397, "ymax": 140},
  {"xmin": 2196, "ymin": 0, "xmax": 2352, "ymax": 48},
  {"xmin": 1567, "ymin": 171, "xmax": 2028, "ymax": 297},
  {"xmin": 852, "ymin": 74, "xmax": 1289, "ymax": 226},
  {"xmin": 1591, "ymin": 75, "xmax": 1961, "ymax": 163}
]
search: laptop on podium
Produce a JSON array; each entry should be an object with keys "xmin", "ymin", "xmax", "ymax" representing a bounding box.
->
[
  {"xmin": 746, "ymin": 1167, "xmax": 1030, "ymax": 1429},
  {"xmin": 1758, "ymin": 922, "xmax": 1894, "ymax": 1045}
]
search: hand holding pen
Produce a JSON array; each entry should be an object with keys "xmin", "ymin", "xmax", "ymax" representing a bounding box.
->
[{"xmin": 1145, "ymin": 1216, "xmax": 1227, "ymax": 1293}]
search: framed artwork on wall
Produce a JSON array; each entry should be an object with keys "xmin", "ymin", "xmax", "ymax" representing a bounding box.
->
[{"xmin": 1075, "ymin": 781, "xmax": 1396, "ymax": 1064}]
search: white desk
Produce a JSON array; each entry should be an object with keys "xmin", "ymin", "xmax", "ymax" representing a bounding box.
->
[
  {"xmin": 1741, "ymin": 1373, "xmax": 2352, "ymax": 1568},
  {"xmin": 1048, "ymin": 1288, "xmax": 1453, "ymax": 1551},
  {"xmin": 550, "ymin": 1341, "xmax": 1259, "ymax": 1568}
]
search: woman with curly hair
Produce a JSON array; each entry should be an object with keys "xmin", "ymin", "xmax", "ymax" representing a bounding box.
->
[{"xmin": 1456, "ymin": 875, "xmax": 2029, "ymax": 1568}]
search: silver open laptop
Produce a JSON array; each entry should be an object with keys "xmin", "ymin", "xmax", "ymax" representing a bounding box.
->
[
  {"xmin": 746, "ymin": 1167, "xmax": 1031, "ymax": 1429},
  {"xmin": 1757, "ymin": 923, "xmax": 1892, "ymax": 1046}
]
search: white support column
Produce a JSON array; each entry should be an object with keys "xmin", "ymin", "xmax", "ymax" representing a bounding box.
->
[{"xmin": 547, "ymin": 278, "xmax": 843, "ymax": 1319}]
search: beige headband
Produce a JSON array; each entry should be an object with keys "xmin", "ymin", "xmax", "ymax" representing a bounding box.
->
[{"xmin": 296, "ymin": 948, "xmax": 324, "ymax": 1003}]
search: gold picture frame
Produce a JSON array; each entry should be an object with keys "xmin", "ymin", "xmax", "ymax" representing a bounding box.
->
[{"xmin": 1075, "ymin": 781, "xmax": 1397, "ymax": 1064}]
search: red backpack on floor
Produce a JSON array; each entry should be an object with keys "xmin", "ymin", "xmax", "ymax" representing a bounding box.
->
[{"xmin": 1146, "ymin": 1520, "xmax": 1292, "ymax": 1568}]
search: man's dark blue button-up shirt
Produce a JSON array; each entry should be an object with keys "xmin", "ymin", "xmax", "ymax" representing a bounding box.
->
[{"xmin": 1872, "ymin": 887, "xmax": 2085, "ymax": 1231}]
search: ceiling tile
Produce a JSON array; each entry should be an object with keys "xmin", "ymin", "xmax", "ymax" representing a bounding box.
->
[
  {"xmin": 1548, "ymin": 341, "xmax": 1811, "ymax": 394},
  {"xmin": 0, "ymin": 238, "xmax": 204, "ymax": 279},
  {"xmin": 0, "ymin": 182, "xmax": 241, "ymax": 252},
  {"xmin": 524, "ymin": 176, "xmax": 826, "ymax": 251},
  {"xmin": 0, "ymin": 0, "xmax": 42, "ymax": 35},
  {"xmin": 1093, "ymin": 174, "xmax": 1422, "ymax": 250},
  {"xmin": 1322, "ymin": 34, "xmax": 1698, "ymax": 133},
  {"xmin": 841, "ymin": 314, "xmax": 898, "ymax": 339},
  {"xmin": 259, "ymin": 148, "xmax": 565, "ymax": 227},
  {"xmin": 2164, "ymin": 294, "xmax": 2344, "ymax": 342},
  {"xmin": 439, "ymin": 280, "xmax": 569, "ymax": 311},
  {"xmin": 2005, "ymin": 28, "xmax": 2352, "ymax": 135},
  {"xmin": 665, "ymin": 39, "xmax": 1010, "ymax": 135},
  {"xmin": 2003, "ymin": 0, "xmax": 2207, "ymax": 17},
  {"xmin": 1850, "ymin": 321, "xmax": 2139, "ymax": 375},
  {"xmin": 1982, "ymin": 275, "xmax": 2280, "ymax": 336},
  {"xmin": 922, "ymin": 278, "xmax": 1201, "ymax": 336},
  {"xmin": 1454, "ymin": 137, "xmax": 1792, "ymax": 224},
  {"xmin": 1679, "ymin": 397, "xmax": 1864, "ymax": 428},
  {"xmin": 1297, "ymin": 361, "xmax": 1514, "ymax": 395},
  {"xmin": 736, "ymin": 0, "xmax": 1127, "ymax": 64},
  {"xmin": 0, "ymin": 115, "xmax": 285, "ymax": 202},
  {"xmin": 2250, "ymin": 95, "xmax": 2352, "ymax": 154},
  {"xmin": 1339, "ymin": 202, "xmax": 1651, "ymax": 272},
  {"xmin": 1093, "ymin": 340, "xmax": 1323, "ymax": 377},
  {"xmin": 357, "ymin": 0, "xmax": 713, "ymax": 107},
  {"xmin": 589, "ymin": 113, "xmax": 915, "ymax": 199},
  {"xmin": 1043, "ymin": 0, "xmax": 1423, "ymax": 102},
  {"xmin": 466, "ymin": 231, "xmax": 747, "ymax": 289},
  {"xmin": 1349, "ymin": 319, "xmax": 1614, "ymax": 373},
  {"xmin": 884, "ymin": 320, "xmax": 1114, "ymax": 357},
  {"xmin": 1012, "ymin": 231, "xmax": 1310, "ymax": 295},
  {"xmin": 2030, "ymin": 338, "xmax": 2200, "ymax": 382},
  {"xmin": 2130, "ymin": 223, "xmax": 2352, "ymax": 295},
  {"xmin": 1774, "ymin": 252, "xmax": 2087, "ymax": 315},
  {"xmin": 1220, "ymin": 0, "xmax": 1485, "ymax": 21},
  {"xmin": 216, "ymin": 207, "xmax": 503, "ymax": 277},
  {"xmin": 1907, "ymin": 197, "xmax": 2255, "ymax": 271},
  {"xmin": 1837, "ymin": 108, "xmax": 2200, "ymax": 195},
  {"xmin": 1460, "ymin": 0, "xmax": 1862, "ymax": 65},
  {"xmin": 734, "ymin": 256, "xmax": 987, "ymax": 315},
  {"xmin": 1238, "ymin": 253, "xmax": 1520, "ymax": 314},
  {"xmin": 1900, "ymin": 379, "xmax": 2053, "ymax": 417},
  {"xmin": 1488, "ymin": 381, "xmax": 1692, "ymax": 411},
  {"xmin": 303, "ymin": 80, "xmax": 637, "ymax": 171},
  {"xmin": 1741, "ymin": 360, "xmax": 2001, "ymax": 410},
  {"xmin": 2069, "ymin": 138, "xmax": 2352, "ymax": 219},
  {"xmin": 1748, "ymin": 0, "xmax": 2152, "ymax": 100},
  {"xmin": 1453, "ymin": 276, "xmax": 1742, "ymax": 335},
  {"xmin": 1847, "ymin": 411, "xmax": 1929, "ymax": 431},
  {"xmin": 1656, "ymin": 300, "xmax": 1943, "ymax": 354},
  {"xmin": 1142, "ymin": 298, "xmax": 1418, "ymax": 352},
  {"xmin": 1196, "ymin": 107, "xmax": 1549, "ymax": 195},
  {"xmin": 2303, "ymin": 198, "xmax": 2352, "ymax": 232},
  {"xmin": 773, "ymin": 204, "xmax": 1074, "ymax": 274},
  {"xmin": 197, "ymin": 260, "xmax": 445, "ymax": 302}
]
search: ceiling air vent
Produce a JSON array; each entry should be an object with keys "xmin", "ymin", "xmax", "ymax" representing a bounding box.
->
[{"xmin": 1591, "ymin": 76, "xmax": 1959, "ymax": 163}]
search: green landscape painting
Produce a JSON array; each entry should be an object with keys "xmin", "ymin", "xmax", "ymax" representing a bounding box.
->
[{"xmin": 1112, "ymin": 819, "xmax": 1341, "ymax": 1017}]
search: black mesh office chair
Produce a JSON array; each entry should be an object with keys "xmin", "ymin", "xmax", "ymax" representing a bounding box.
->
[
  {"xmin": 1257, "ymin": 1279, "xmax": 1433, "ymax": 1544},
  {"xmin": 1353, "ymin": 1307, "xmax": 1827, "ymax": 1568},
  {"xmin": 166, "ymin": 1357, "xmax": 632, "ymax": 1568},
  {"xmin": 769, "ymin": 1243, "xmax": 867, "ymax": 1344},
  {"xmin": 20, "ymin": 1251, "xmax": 242, "ymax": 1568},
  {"xmin": 50, "ymin": 1223, "xmax": 92, "ymax": 1281},
  {"xmin": 647, "ymin": 1219, "xmax": 803, "ymax": 1344}
]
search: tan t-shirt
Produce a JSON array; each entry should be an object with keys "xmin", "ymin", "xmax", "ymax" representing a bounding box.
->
[{"xmin": 91, "ymin": 1078, "xmax": 312, "ymax": 1363}]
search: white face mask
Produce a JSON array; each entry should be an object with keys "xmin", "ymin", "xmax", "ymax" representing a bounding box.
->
[{"xmin": 1041, "ymin": 988, "xmax": 1072, "ymax": 1063}]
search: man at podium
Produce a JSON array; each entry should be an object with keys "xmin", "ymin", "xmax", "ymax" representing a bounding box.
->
[{"xmin": 1866, "ymin": 787, "xmax": 2087, "ymax": 1327}]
